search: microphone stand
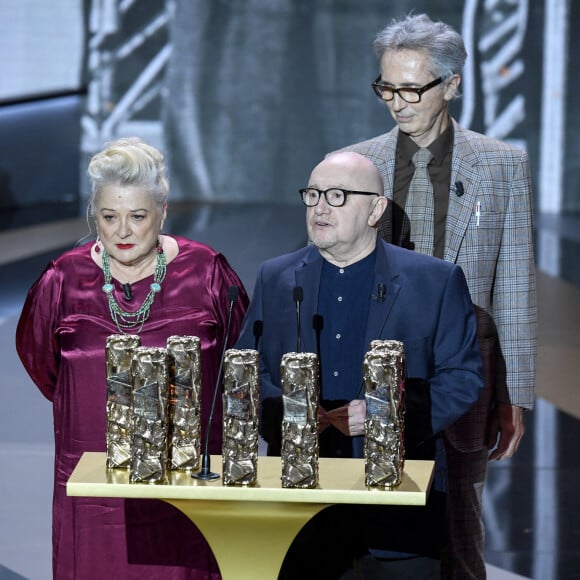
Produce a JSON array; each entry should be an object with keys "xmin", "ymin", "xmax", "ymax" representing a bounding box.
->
[
  {"xmin": 253, "ymin": 320, "xmax": 263, "ymax": 351},
  {"xmin": 293, "ymin": 286, "xmax": 303, "ymax": 353},
  {"xmin": 192, "ymin": 286, "xmax": 239, "ymax": 480}
]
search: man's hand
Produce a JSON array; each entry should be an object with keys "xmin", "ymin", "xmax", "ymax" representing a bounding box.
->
[
  {"xmin": 318, "ymin": 406, "xmax": 331, "ymax": 434},
  {"xmin": 323, "ymin": 400, "xmax": 366, "ymax": 436},
  {"xmin": 487, "ymin": 402, "xmax": 526, "ymax": 461}
]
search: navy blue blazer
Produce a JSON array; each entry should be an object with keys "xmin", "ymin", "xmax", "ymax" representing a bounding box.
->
[{"xmin": 236, "ymin": 239, "xmax": 484, "ymax": 461}]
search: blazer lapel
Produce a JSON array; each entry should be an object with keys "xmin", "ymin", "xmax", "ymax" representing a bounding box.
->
[
  {"xmin": 372, "ymin": 131, "xmax": 398, "ymax": 199},
  {"xmin": 446, "ymin": 121, "xmax": 482, "ymax": 263},
  {"xmin": 294, "ymin": 243, "xmax": 402, "ymax": 353},
  {"xmin": 294, "ymin": 248, "xmax": 322, "ymax": 355},
  {"xmin": 364, "ymin": 241, "xmax": 401, "ymax": 346},
  {"xmin": 367, "ymin": 130, "xmax": 399, "ymax": 244}
]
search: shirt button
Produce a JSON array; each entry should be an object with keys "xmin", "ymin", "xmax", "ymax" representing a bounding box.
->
[
  {"xmin": 338, "ymin": 296, "xmax": 343, "ymax": 302},
  {"xmin": 333, "ymin": 371, "xmax": 339, "ymax": 377},
  {"xmin": 335, "ymin": 333, "xmax": 341, "ymax": 340},
  {"xmin": 339, "ymin": 268, "xmax": 345, "ymax": 274}
]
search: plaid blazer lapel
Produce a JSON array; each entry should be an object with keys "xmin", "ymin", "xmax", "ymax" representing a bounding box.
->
[
  {"xmin": 445, "ymin": 123, "xmax": 483, "ymax": 264},
  {"xmin": 370, "ymin": 131, "xmax": 398, "ymax": 244}
]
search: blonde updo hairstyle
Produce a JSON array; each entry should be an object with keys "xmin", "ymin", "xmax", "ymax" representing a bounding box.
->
[{"xmin": 87, "ymin": 137, "xmax": 169, "ymax": 222}]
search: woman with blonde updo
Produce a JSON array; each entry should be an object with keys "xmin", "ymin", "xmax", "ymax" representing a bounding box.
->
[{"xmin": 16, "ymin": 137, "xmax": 248, "ymax": 579}]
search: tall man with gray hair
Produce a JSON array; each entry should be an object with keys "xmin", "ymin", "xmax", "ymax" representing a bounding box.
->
[{"xmin": 337, "ymin": 12, "xmax": 537, "ymax": 579}]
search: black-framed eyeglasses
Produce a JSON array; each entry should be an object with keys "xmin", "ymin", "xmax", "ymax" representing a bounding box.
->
[
  {"xmin": 299, "ymin": 187, "xmax": 378, "ymax": 208},
  {"xmin": 371, "ymin": 75, "xmax": 443, "ymax": 103}
]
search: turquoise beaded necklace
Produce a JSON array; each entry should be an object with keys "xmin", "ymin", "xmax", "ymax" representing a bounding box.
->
[{"xmin": 101, "ymin": 244, "xmax": 166, "ymax": 334}]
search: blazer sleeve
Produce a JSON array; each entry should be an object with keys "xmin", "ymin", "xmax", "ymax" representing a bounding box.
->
[
  {"xmin": 426, "ymin": 264, "xmax": 485, "ymax": 435},
  {"xmin": 235, "ymin": 266, "xmax": 284, "ymax": 446},
  {"xmin": 493, "ymin": 150, "xmax": 536, "ymax": 407}
]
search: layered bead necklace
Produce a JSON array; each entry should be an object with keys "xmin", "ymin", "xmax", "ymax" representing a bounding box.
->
[{"xmin": 101, "ymin": 244, "xmax": 167, "ymax": 334}]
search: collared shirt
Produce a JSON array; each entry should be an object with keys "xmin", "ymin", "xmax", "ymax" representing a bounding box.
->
[
  {"xmin": 393, "ymin": 121, "xmax": 454, "ymax": 258},
  {"xmin": 317, "ymin": 249, "xmax": 376, "ymax": 403}
]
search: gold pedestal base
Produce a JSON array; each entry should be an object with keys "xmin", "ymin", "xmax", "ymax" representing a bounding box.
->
[{"xmin": 165, "ymin": 498, "xmax": 326, "ymax": 579}]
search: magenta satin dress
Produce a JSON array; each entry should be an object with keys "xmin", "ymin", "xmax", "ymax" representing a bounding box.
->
[{"xmin": 16, "ymin": 236, "xmax": 249, "ymax": 580}]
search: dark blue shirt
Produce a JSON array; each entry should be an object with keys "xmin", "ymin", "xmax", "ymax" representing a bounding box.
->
[{"xmin": 317, "ymin": 249, "xmax": 376, "ymax": 404}]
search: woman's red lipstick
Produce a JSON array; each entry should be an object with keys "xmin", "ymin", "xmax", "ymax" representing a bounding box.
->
[{"xmin": 116, "ymin": 244, "xmax": 135, "ymax": 250}]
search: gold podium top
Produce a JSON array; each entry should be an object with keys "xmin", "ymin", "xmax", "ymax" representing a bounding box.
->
[{"xmin": 67, "ymin": 452, "xmax": 434, "ymax": 506}]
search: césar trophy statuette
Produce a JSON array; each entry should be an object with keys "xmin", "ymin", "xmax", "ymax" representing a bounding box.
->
[
  {"xmin": 130, "ymin": 346, "xmax": 170, "ymax": 484},
  {"xmin": 363, "ymin": 340, "xmax": 405, "ymax": 487},
  {"xmin": 221, "ymin": 348, "xmax": 260, "ymax": 485},
  {"xmin": 166, "ymin": 335, "xmax": 202, "ymax": 471},
  {"xmin": 105, "ymin": 334, "xmax": 141, "ymax": 469},
  {"xmin": 280, "ymin": 352, "xmax": 320, "ymax": 488}
]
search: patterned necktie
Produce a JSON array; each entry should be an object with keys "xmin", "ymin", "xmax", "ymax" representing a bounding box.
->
[{"xmin": 401, "ymin": 147, "xmax": 434, "ymax": 255}]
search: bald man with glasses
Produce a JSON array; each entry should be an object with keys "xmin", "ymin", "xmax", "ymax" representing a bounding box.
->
[{"xmin": 236, "ymin": 151, "xmax": 484, "ymax": 578}]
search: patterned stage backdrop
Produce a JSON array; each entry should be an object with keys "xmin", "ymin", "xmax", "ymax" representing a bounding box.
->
[{"xmin": 79, "ymin": 0, "xmax": 574, "ymax": 216}]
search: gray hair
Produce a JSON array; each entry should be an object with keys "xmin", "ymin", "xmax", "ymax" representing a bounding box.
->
[
  {"xmin": 373, "ymin": 13, "xmax": 467, "ymax": 81},
  {"xmin": 87, "ymin": 137, "xmax": 169, "ymax": 219}
]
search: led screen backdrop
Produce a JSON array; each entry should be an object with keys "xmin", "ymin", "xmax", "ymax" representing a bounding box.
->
[
  {"xmin": 1, "ymin": 1, "xmax": 577, "ymax": 217},
  {"xmin": 79, "ymin": 0, "xmax": 546, "ymax": 209}
]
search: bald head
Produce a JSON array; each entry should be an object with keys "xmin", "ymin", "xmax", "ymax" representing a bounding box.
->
[
  {"xmin": 305, "ymin": 151, "xmax": 387, "ymax": 267},
  {"xmin": 310, "ymin": 152, "xmax": 384, "ymax": 195}
]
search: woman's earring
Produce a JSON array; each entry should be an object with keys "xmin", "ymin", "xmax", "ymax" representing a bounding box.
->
[{"xmin": 94, "ymin": 236, "xmax": 101, "ymax": 254}]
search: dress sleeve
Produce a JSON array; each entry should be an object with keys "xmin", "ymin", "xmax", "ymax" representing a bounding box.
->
[
  {"xmin": 234, "ymin": 265, "xmax": 285, "ymax": 448},
  {"xmin": 15, "ymin": 262, "xmax": 64, "ymax": 402},
  {"xmin": 210, "ymin": 253, "xmax": 250, "ymax": 348}
]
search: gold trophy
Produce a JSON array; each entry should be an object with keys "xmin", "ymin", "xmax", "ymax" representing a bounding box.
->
[
  {"xmin": 363, "ymin": 340, "xmax": 405, "ymax": 487},
  {"xmin": 105, "ymin": 334, "xmax": 141, "ymax": 469},
  {"xmin": 130, "ymin": 346, "xmax": 170, "ymax": 483},
  {"xmin": 166, "ymin": 335, "xmax": 202, "ymax": 471},
  {"xmin": 221, "ymin": 348, "xmax": 260, "ymax": 485},
  {"xmin": 280, "ymin": 352, "xmax": 320, "ymax": 488}
]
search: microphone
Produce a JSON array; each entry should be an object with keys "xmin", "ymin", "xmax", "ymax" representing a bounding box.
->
[
  {"xmin": 192, "ymin": 285, "xmax": 239, "ymax": 480},
  {"xmin": 455, "ymin": 181, "xmax": 465, "ymax": 197},
  {"xmin": 253, "ymin": 320, "xmax": 263, "ymax": 350},
  {"xmin": 293, "ymin": 286, "xmax": 303, "ymax": 352},
  {"xmin": 313, "ymin": 314, "xmax": 324, "ymax": 395},
  {"xmin": 372, "ymin": 283, "xmax": 386, "ymax": 302},
  {"xmin": 122, "ymin": 283, "xmax": 132, "ymax": 300},
  {"xmin": 312, "ymin": 314, "xmax": 323, "ymax": 335},
  {"xmin": 378, "ymin": 283, "xmax": 386, "ymax": 302}
]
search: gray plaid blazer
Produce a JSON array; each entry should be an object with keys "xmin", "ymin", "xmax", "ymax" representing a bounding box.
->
[{"xmin": 339, "ymin": 119, "xmax": 537, "ymax": 451}]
